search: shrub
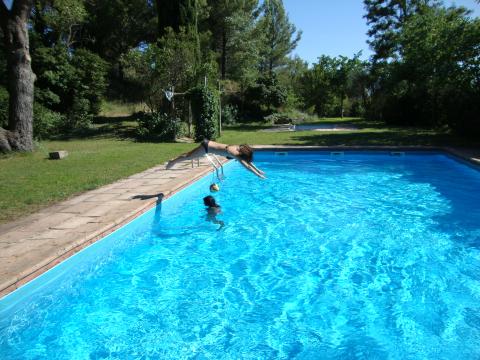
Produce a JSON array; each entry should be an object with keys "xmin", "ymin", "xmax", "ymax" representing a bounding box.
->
[
  {"xmin": 222, "ymin": 104, "xmax": 238, "ymax": 125},
  {"xmin": 188, "ymin": 86, "xmax": 219, "ymax": 141},
  {"xmin": 32, "ymin": 46, "xmax": 108, "ymax": 132},
  {"xmin": 264, "ymin": 113, "xmax": 292, "ymax": 125},
  {"xmin": 137, "ymin": 112, "xmax": 180, "ymax": 141},
  {"xmin": 243, "ymin": 74, "xmax": 288, "ymax": 120},
  {"xmin": 66, "ymin": 97, "xmax": 93, "ymax": 131},
  {"xmin": 71, "ymin": 49, "xmax": 109, "ymax": 115},
  {"xmin": 33, "ymin": 102, "xmax": 65, "ymax": 139}
]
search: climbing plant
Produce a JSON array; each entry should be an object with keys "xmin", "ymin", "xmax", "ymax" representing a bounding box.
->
[{"xmin": 188, "ymin": 86, "xmax": 219, "ymax": 141}]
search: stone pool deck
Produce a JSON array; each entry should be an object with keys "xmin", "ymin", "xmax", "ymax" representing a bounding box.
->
[{"xmin": 0, "ymin": 146, "xmax": 479, "ymax": 298}]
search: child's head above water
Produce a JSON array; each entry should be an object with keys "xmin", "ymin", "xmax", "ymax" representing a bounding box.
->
[{"xmin": 203, "ymin": 195, "xmax": 219, "ymax": 208}]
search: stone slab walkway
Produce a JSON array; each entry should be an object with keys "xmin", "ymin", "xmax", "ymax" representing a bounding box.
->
[
  {"xmin": 1, "ymin": 146, "xmax": 478, "ymax": 299},
  {"xmin": 0, "ymin": 157, "xmax": 221, "ymax": 298}
]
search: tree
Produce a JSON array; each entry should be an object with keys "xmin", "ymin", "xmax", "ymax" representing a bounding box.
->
[
  {"xmin": 82, "ymin": 0, "xmax": 157, "ymax": 62},
  {"xmin": 120, "ymin": 28, "xmax": 199, "ymax": 113},
  {"xmin": 206, "ymin": 0, "xmax": 259, "ymax": 81},
  {"xmin": 365, "ymin": 3, "xmax": 480, "ymax": 134},
  {"xmin": 334, "ymin": 54, "xmax": 365, "ymax": 118},
  {"xmin": 363, "ymin": 0, "xmax": 436, "ymax": 62},
  {"xmin": 0, "ymin": 0, "xmax": 36, "ymax": 152},
  {"xmin": 300, "ymin": 56, "xmax": 339, "ymax": 117},
  {"xmin": 256, "ymin": 0, "xmax": 301, "ymax": 74},
  {"xmin": 156, "ymin": 0, "xmax": 206, "ymax": 37}
]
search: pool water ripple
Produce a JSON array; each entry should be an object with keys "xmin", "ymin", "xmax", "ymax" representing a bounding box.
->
[{"xmin": 1, "ymin": 153, "xmax": 480, "ymax": 359}]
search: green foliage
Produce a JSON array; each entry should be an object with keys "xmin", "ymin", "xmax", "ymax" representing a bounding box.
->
[
  {"xmin": 70, "ymin": 48, "xmax": 109, "ymax": 115},
  {"xmin": 0, "ymin": 86, "xmax": 8, "ymax": 128},
  {"xmin": 206, "ymin": 0, "xmax": 260, "ymax": 83},
  {"xmin": 83, "ymin": 0, "xmax": 157, "ymax": 62},
  {"xmin": 299, "ymin": 54, "xmax": 369, "ymax": 118},
  {"xmin": 222, "ymin": 104, "xmax": 238, "ymax": 125},
  {"xmin": 188, "ymin": 86, "xmax": 219, "ymax": 141},
  {"xmin": 256, "ymin": 0, "xmax": 302, "ymax": 74},
  {"xmin": 263, "ymin": 112, "xmax": 292, "ymax": 124},
  {"xmin": 157, "ymin": 0, "xmax": 208, "ymax": 36},
  {"xmin": 277, "ymin": 55, "xmax": 309, "ymax": 108},
  {"xmin": 43, "ymin": 0, "xmax": 87, "ymax": 46},
  {"xmin": 33, "ymin": 102, "xmax": 65, "ymax": 139},
  {"xmin": 243, "ymin": 74, "xmax": 288, "ymax": 119},
  {"xmin": 299, "ymin": 56, "xmax": 338, "ymax": 117},
  {"xmin": 363, "ymin": 0, "xmax": 436, "ymax": 62},
  {"xmin": 33, "ymin": 46, "xmax": 108, "ymax": 131},
  {"xmin": 366, "ymin": 5, "xmax": 480, "ymax": 135},
  {"xmin": 121, "ymin": 28, "xmax": 199, "ymax": 112},
  {"xmin": 137, "ymin": 112, "xmax": 180, "ymax": 141}
]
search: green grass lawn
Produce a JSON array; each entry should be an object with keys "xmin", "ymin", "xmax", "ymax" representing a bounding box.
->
[
  {"xmin": 1, "ymin": 116, "xmax": 477, "ymax": 224},
  {"xmin": 218, "ymin": 117, "xmax": 474, "ymax": 147},
  {"xmin": 0, "ymin": 139, "xmax": 194, "ymax": 224}
]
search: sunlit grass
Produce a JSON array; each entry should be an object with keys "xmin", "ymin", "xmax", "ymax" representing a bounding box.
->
[{"xmin": 1, "ymin": 116, "xmax": 475, "ymax": 224}]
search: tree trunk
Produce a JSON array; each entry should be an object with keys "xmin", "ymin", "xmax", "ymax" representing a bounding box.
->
[
  {"xmin": 0, "ymin": 0, "xmax": 36, "ymax": 152},
  {"xmin": 221, "ymin": 29, "xmax": 227, "ymax": 80},
  {"xmin": 340, "ymin": 95, "xmax": 344, "ymax": 118}
]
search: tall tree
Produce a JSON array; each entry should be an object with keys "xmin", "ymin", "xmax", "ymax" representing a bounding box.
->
[
  {"xmin": 156, "ymin": 0, "xmax": 204, "ymax": 37},
  {"xmin": 300, "ymin": 56, "xmax": 338, "ymax": 117},
  {"xmin": 206, "ymin": 0, "xmax": 259, "ymax": 81},
  {"xmin": 363, "ymin": 0, "xmax": 436, "ymax": 62},
  {"xmin": 257, "ymin": 0, "xmax": 301, "ymax": 74},
  {"xmin": 0, "ymin": 0, "xmax": 35, "ymax": 152},
  {"xmin": 82, "ymin": 0, "xmax": 157, "ymax": 62}
]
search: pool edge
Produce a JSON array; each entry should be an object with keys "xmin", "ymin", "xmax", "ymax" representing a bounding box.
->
[{"xmin": 252, "ymin": 145, "xmax": 480, "ymax": 167}]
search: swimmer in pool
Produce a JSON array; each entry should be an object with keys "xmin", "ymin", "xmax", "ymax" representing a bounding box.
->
[{"xmin": 203, "ymin": 195, "xmax": 225, "ymax": 230}]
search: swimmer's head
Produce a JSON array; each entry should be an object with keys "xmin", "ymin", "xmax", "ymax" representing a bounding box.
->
[
  {"xmin": 203, "ymin": 195, "xmax": 219, "ymax": 208},
  {"xmin": 238, "ymin": 144, "xmax": 253, "ymax": 163},
  {"xmin": 210, "ymin": 183, "xmax": 220, "ymax": 192}
]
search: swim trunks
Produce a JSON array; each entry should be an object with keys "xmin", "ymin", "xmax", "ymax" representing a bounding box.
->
[{"xmin": 201, "ymin": 139, "xmax": 209, "ymax": 153}]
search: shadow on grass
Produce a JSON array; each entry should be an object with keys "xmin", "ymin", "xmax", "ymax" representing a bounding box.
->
[
  {"xmin": 290, "ymin": 128, "xmax": 475, "ymax": 147},
  {"xmin": 53, "ymin": 115, "xmax": 140, "ymax": 141},
  {"xmin": 226, "ymin": 123, "xmax": 272, "ymax": 132}
]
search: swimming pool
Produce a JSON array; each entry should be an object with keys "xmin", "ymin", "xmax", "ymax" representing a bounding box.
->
[{"xmin": 1, "ymin": 151, "xmax": 480, "ymax": 359}]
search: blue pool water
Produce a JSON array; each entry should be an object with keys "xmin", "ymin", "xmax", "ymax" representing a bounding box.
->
[{"xmin": 1, "ymin": 152, "xmax": 480, "ymax": 359}]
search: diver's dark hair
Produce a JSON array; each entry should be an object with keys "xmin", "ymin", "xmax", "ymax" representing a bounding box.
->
[
  {"xmin": 238, "ymin": 144, "xmax": 253, "ymax": 162},
  {"xmin": 203, "ymin": 195, "xmax": 218, "ymax": 207}
]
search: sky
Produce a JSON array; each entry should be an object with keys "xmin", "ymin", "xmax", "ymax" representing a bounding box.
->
[{"xmin": 283, "ymin": 0, "xmax": 480, "ymax": 64}]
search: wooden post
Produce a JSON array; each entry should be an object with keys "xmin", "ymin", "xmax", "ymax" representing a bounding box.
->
[
  {"xmin": 188, "ymin": 100, "xmax": 193, "ymax": 138},
  {"xmin": 218, "ymin": 82, "xmax": 222, "ymax": 137}
]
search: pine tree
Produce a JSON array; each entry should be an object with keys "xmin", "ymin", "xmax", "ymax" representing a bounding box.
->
[
  {"xmin": 156, "ymin": 0, "xmax": 203, "ymax": 37},
  {"xmin": 257, "ymin": 0, "xmax": 301, "ymax": 75},
  {"xmin": 206, "ymin": 0, "xmax": 259, "ymax": 82},
  {"xmin": 363, "ymin": 0, "xmax": 436, "ymax": 62}
]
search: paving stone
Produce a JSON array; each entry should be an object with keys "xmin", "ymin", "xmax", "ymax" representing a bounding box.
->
[
  {"xmin": 57, "ymin": 202, "xmax": 99, "ymax": 215},
  {"xmin": 81, "ymin": 204, "xmax": 124, "ymax": 217},
  {"xmin": 27, "ymin": 213, "xmax": 75, "ymax": 230},
  {"xmin": 83, "ymin": 193, "xmax": 123, "ymax": 202},
  {"xmin": 49, "ymin": 216, "xmax": 92, "ymax": 230}
]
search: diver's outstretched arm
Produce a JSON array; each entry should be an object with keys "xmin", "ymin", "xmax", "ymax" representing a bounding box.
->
[{"xmin": 238, "ymin": 159, "xmax": 266, "ymax": 179}]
